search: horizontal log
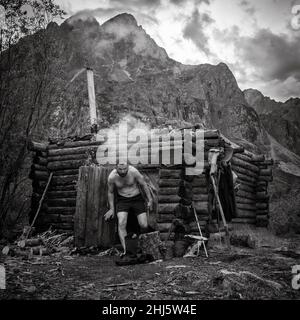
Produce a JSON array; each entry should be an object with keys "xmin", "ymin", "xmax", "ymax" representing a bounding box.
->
[
  {"xmin": 256, "ymin": 209, "xmax": 269, "ymax": 216},
  {"xmin": 48, "ymin": 153, "xmax": 88, "ymax": 162},
  {"xmin": 256, "ymin": 193, "xmax": 269, "ymax": 201},
  {"xmin": 235, "ymin": 190, "xmax": 256, "ymax": 200},
  {"xmin": 48, "ymin": 145, "xmax": 98, "ymax": 157},
  {"xmin": 257, "ymin": 181, "xmax": 268, "ymax": 187},
  {"xmin": 234, "ymin": 170, "xmax": 257, "ymax": 184},
  {"xmin": 251, "ymin": 154, "xmax": 265, "ymax": 162},
  {"xmin": 47, "ymin": 184, "xmax": 77, "ymax": 192},
  {"xmin": 28, "ymin": 141, "xmax": 47, "ymax": 152},
  {"xmin": 231, "ymin": 157, "xmax": 259, "ymax": 174},
  {"xmin": 47, "ymin": 198, "xmax": 77, "ymax": 207},
  {"xmin": 52, "ymin": 169, "xmax": 79, "ymax": 176},
  {"xmin": 236, "ymin": 203, "xmax": 257, "ymax": 211},
  {"xmin": 237, "ymin": 183, "xmax": 255, "ymax": 193},
  {"xmin": 47, "ymin": 160, "xmax": 86, "ymax": 171},
  {"xmin": 158, "ymin": 203, "xmax": 178, "ymax": 214},
  {"xmin": 48, "ymin": 139, "xmax": 101, "ymax": 150},
  {"xmin": 232, "ymin": 166, "xmax": 258, "ymax": 181},
  {"xmin": 193, "ymin": 201, "xmax": 209, "ymax": 215},
  {"xmin": 159, "ymin": 187, "xmax": 179, "ymax": 195},
  {"xmin": 234, "ymin": 153, "xmax": 252, "ymax": 163},
  {"xmin": 51, "ymin": 175, "xmax": 78, "ymax": 186},
  {"xmin": 189, "ymin": 221, "xmax": 207, "ymax": 231},
  {"xmin": 258, "ymin": 175, "xmax": 273, "ymax": 182},
  {"xmin": 45, "ymin": 206, "xmax": 76, "ymax": 215},
  {"xmin": 47, "ymin": 191, "xmax": 77, "ymax": 198},
  {"xmin": 190, "ymin": 187, "xmax": 208, "ymax": 194},
  {"xmin": 159, "ymin": 169, "xmax": 182, "ymax": 179},
  {"xmin": 191, "ymin": 176, "xmax": 207, "ymax": 187},
  {"xmin": 256, "ymin": 202, "xmax": 268, "ymax": 210},
  {"xmin": 158, "ymin": 195, "xmax": 181, "ymax": 203},
  {"xmin": 192, "ymin": 194, "xmax": 208, "ymax": 201},
  {"xmin": 235, "ymin": 209, "xmax": 256, "ymax": 218},
  {"xmin": 259, "ymin": 168, "xmax": 272, "ymax": 176},
  {"xmin": 235, "ymin": 197, "xmax": 256, "ymax": 205},
  {"xmin": 159, "ymin": 179, "xmax": 181, "ymax": 187},
  {"xmin": 232, "ymin": 147, "xmax": 245, "ymax": 154},
  {"xmin": 231, "ymin": 218, "xmax": 256, "ymax": 224},
  {"xmin": 261, "ymin": 159, "xmax": 274, "ymax": 166},
  {"xmin": 237, "ymin": 179, "xmax": 257, "ymax": 189}
]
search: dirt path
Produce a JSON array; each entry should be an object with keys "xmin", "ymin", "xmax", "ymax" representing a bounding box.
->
[{"xmin": 1, "ymin": 246, "xmax": 299, "ymax": 300}]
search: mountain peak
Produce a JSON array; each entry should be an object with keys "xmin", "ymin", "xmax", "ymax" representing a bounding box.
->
[
  {"xmin": 64, "ymin": 12, "xmax": 99, "ymax": 28},
  {"xmin": 101, "ymin": 13, "xmax": 138, "ymax": 28}
]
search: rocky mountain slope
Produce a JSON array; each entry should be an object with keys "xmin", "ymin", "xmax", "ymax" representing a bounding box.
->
[
  {"xmin": 244, "ymin": 89, "xmax": 300, "ymax": 156},
  {"xmin": 1, "ymin": 13, "xmax": 269, "ymax": 151}
]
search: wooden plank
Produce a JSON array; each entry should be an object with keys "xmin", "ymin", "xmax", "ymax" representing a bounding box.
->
[
  {"xmin": 85, "ymin": 167, "xmax": 97, "ymax": 246},
  {"xmin": 98, "ymin": 166, "xmax": 115, "ymax": 248},
  {"xmin": 74, "ymin": 166, "xmax": 88, "ymax": 247}
]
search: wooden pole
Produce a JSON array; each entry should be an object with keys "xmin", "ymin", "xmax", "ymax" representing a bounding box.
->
[
  {"xmin": 210, "ymin": 174, "xmax": 231, "ymax": 249},
  {"xmin": 86, "ymin": 68, "xmax": 98, "ymax": 133},
  {"xmin": 26, "ymin": 172, "xmax": 53, "ymax": 239}
]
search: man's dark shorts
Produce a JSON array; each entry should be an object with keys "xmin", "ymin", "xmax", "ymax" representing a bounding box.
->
[{"xmin": 116, "ymin": 193, "xmax": 146, "ymax": 216}]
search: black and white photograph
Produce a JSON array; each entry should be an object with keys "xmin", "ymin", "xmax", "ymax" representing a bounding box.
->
[{"xmin": 0, "ymin": 0, "xmax": 300, "ymax": 306}]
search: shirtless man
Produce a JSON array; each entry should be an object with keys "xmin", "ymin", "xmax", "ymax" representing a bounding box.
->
[{"xmin": 104, "ymin": 162, "xmax": 153, "ymax": 254}]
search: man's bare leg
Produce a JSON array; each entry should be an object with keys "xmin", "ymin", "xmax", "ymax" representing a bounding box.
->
[
  {"xmin": 117, "ymin": 211, "xmax": 128, "ymax": 254},
  {"xmin": 137, "ymin": 212, "xmax": 148, "ymax": 233}
]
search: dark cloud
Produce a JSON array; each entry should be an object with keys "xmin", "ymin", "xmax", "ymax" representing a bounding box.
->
[
  {"xmin": 236, "ymin": 29, "xmax": 300, "ymax": 82},
  {"xmin": 239, "ymin": 0, "xmax": 256, "ymax": 16},
  {"xmin": 183, "ymin": 9, "xmax": 214, "ymax": 55}
]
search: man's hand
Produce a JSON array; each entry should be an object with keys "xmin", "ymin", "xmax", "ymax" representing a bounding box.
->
[
  {"xmin": 147, "ymin": 200, "xmax": 153, "ymax": 212},
  {"xmin": 104, "ymin": 209, "xmax": 114, "ymax": 221}
]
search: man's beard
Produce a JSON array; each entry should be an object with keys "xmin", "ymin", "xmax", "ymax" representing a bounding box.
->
[{"xmin": 118, "ymin": 171, "xmax": 128, "ymax": 177}]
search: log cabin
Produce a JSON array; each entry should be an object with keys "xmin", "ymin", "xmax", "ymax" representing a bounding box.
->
[{"xmin": 28, "ymin": 127, "xmax": 273, "ymax": 249}]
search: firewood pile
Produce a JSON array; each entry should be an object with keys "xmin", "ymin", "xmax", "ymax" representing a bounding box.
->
[{"xmin": 1, "ymin": 229, "xmax": 74, "ymax": 259}]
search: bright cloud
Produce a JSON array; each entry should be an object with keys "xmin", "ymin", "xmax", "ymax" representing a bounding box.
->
[{"xmin": 55, "ymin": 0, "xmax": 300, "ymax": 101}]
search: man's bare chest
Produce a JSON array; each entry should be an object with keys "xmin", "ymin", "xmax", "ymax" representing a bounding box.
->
[{"xmin": 114, "ymin": 176, "xmax": 136, "ymax": 189}]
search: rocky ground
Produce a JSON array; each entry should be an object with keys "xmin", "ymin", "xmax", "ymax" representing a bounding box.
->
[{"xmin": 1, "ymin": 237, "xmax": 300, "ymax": 300}]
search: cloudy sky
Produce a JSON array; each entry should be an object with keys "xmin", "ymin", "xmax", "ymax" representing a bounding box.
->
[{"xmin": 55, "ymin": 0, "xmax": 300, "ymax": 101}]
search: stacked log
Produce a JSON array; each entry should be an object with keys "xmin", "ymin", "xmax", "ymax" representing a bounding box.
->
[
  {"xmin": 231, "ymin": 152, "xmax": 273, "ymax": 226},
  {"xmin": 28, "ymin": 138, "xmax": 101, "ymax": 232}
]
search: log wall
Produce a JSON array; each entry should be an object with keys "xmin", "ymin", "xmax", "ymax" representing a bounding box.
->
[{"xmin": 28, "ymin": 129, "xmax": 273, "ymax": 239}]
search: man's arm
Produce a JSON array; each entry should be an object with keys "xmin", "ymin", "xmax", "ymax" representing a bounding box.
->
[
  {"xmin": 104, "ymin": 174, "xmax": 115, "ymax": 221},
  {"xmin": 134, "ymin": 169, "xmax": 153, "ymax": 209}
]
